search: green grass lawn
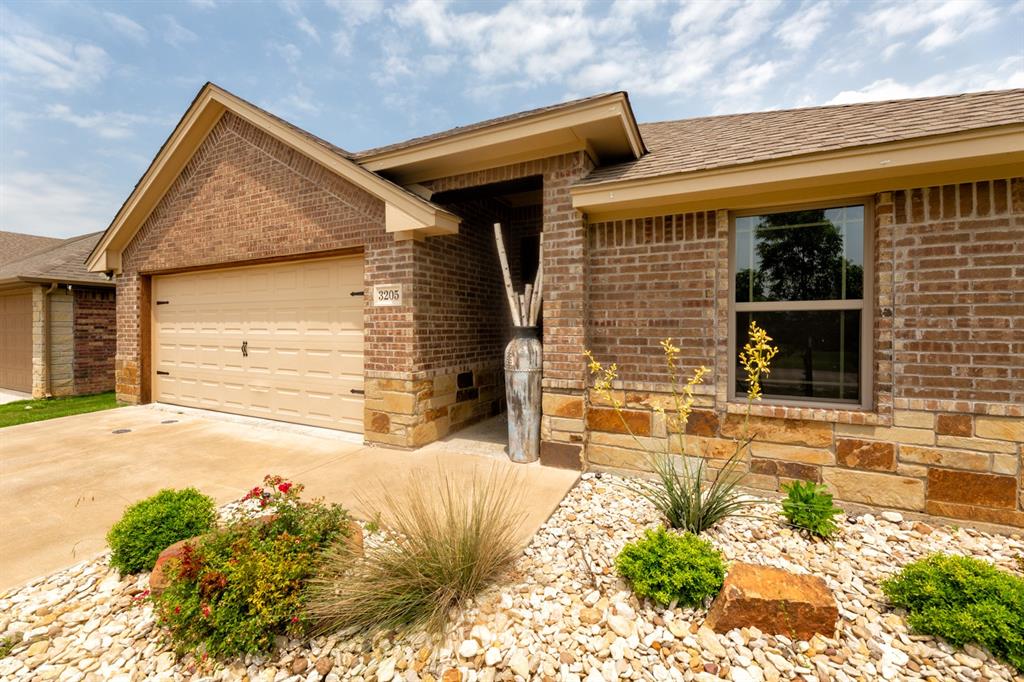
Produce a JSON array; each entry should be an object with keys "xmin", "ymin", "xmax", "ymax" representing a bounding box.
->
[{"xmin": 0, "ymin": 391, "xmax": 119, "ymax": 428}]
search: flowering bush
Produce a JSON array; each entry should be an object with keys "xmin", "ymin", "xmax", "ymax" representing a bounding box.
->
[
  {"xmin": 153, "ymin": 475, "xmax": 349, "ymax": 659},
  {"xmin": 585, "ymin": 321, "xmax": 778, "ymax": 533}
]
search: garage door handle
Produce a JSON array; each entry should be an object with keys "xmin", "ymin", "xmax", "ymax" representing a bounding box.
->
[
  {"xmin": 350, "ymin": 389, "xmax": 364, "ymax": 395},
  {"xmin": 241, "ymin": 341, "xmax": 248, "ymax": 357}
]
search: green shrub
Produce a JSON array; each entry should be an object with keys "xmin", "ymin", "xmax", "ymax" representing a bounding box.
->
[
  {"xmin": 615, "ymin": 526, "xmax": 726, "ymax": 607},
  {"xmin": 882, "ymin": 554, "xmax": 1024, "ymax": 671},
  {"xmin": 107, "ymin": 488, "xmax": 216, "ymax": 574},
  {"xmin": 153, "ymin": 476, "xmax": 349, "ymax": 659},
  {"xmin": 780, "ymin": 480, "xmax": 843, "ymax": 538},
  {"xmin": 306, "ymin": 467, "xmax": 523, "ymax": 640},
  {"xmin": 0, "ymin": 636, "xmax": 14, "ymax": 658}
]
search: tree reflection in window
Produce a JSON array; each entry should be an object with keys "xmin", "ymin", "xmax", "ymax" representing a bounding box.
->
[{"xmin": 733, "ymin": 206, "xmax": 866, "ymax": 403}]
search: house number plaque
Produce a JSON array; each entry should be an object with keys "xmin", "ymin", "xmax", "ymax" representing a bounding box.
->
[{"xmin": 372, "ymin": 284, "xmax": 403, "ymax": 306}]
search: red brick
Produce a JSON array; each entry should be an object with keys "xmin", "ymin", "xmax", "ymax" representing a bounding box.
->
[
  {"xmin": 927, "ymin": 469, "xmax": 1017, "ymax": 509},
  {"xmin": 836, "ymin": 439, "xmax": 896, "ymax": 471},
  {"xmin": 935, "ymin": 414, "xmax": 972, "ymax": 436}
]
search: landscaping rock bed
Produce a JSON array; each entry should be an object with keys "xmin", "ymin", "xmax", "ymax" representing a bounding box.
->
[{"xmin": 2, "ymin": 473, "xmax": 1021, "ymax": 681}]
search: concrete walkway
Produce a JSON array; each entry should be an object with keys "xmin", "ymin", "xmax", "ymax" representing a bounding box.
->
[
  {"xmin": 0, "ymin": 406, "xmax": 579, "ymax": 590},
  {"xmin": 0, "ymin": 388, "xmax": 32, "ymax": 405}
]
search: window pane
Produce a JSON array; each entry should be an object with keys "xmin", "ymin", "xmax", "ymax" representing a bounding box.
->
[
  {"xmin": 735, "ymin": 310, "xmax": 861, "ymax": 403},
  {"xmin": 735, "ymin": 206, "xmax": 864, "ymax": 302}
]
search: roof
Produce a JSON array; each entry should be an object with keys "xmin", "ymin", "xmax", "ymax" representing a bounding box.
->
[
  {"xmin": 0, "ymin": 232, "xmax": 113, "ymax": 287},
  {"xmin": 579, "ymin": 89, "xmax": 1024, "ymax": 186},
  {"xmin": 0, "ymin": 231, "xmax": 63, "ymax": 266},
  {"xmin": 354, "ymin": 91, "xmax": 632, "ymax": 158}
]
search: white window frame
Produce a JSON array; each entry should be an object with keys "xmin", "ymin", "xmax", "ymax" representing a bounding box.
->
[{"xmin": 727, "ymin": 199, "xmax": 874, "ymax": 410}]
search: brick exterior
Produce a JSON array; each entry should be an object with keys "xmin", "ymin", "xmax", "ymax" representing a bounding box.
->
[
  {"xmin": 109, "ymin": 105, "xmax": 1021, "ymax": 526},
  {"xmin": 72, "ymin": 287, "xmax": 116, "ymax": 395},
  {"xmin": 583, "ymin": 177, "xmax": 1024, "ymax": 527}
]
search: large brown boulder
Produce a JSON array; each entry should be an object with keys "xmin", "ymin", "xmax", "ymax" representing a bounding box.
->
[
  {"xmin": 704, "ymin": 563, "xmax": 838, "ymax": 640},
  {"xmin": 149, "ymin": 537, "xmax": 201, "ymax": 596}
]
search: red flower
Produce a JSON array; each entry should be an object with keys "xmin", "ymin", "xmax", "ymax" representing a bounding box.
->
[
  {"xmin": 174, "ymin": 605, "xmax": 181, "ymax": 614},
  {"xmin": 201, "ymin": 604, "xmax": 211, "ymax": 618},
  {"xmin": 291, "ymin": 616, "xmax": 299, "ymax": 624},
  {"xmin": 278, "ymin": 482, "xmax": 293, "ymax": 494}
]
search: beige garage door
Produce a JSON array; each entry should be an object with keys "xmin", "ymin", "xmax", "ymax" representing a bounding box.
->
[
  {"xmin": 0, "ymin": 289, "xmax": 33, "ymax": 393},
  {"xmin": 153, "ymin": 257, "xmax": 365, "ymax": 432}
]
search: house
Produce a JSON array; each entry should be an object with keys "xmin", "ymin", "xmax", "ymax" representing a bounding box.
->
[
  {"xmin": 1, "ymin": 231, "xmax": 116, "ymax": 397},
  {"xmin": 86, "ymin": 84, "xmax": 1023, "ymax": 526}
]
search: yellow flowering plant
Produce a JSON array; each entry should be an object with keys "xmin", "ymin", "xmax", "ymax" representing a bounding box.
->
[{"xmin": 585, "ymin": 321, "xmax": 778, "ymax": 533}]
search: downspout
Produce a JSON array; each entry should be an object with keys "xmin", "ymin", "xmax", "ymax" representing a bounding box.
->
[{"xmin": 43, "ymin": 282, "xmax": 57, "ymax": 398}]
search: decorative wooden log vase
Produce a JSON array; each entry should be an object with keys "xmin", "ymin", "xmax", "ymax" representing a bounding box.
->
[{"xmin": 494, "ymin": 223, "xmax": 543, "ymax": 463}]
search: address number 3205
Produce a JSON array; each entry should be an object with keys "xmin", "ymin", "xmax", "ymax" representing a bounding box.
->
[{"xmin": 372, "ymin": 284, "xmax": 402, "ymax": 306}]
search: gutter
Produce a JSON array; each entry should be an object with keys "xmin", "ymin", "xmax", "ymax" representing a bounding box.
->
[{"xmin": 42, "ymin": 282, "xmax": 57, "ymax": 398}]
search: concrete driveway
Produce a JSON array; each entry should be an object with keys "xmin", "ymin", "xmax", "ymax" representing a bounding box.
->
[{"xmin": 0, "ymin": 406, "xmax": 578, "ymax": 590}]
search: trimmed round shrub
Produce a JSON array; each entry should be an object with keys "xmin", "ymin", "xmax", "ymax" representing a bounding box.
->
[
  {"xmin": 615, "ymin": 526, "xmax": 726, "ymax": 607},
  {"xmin": 882, "ymin": 554, "xmax": 1024, "ymax": 671},
  {"xmin": 107, "ymin": 488, "xmax": 217, "ymax": 575}
]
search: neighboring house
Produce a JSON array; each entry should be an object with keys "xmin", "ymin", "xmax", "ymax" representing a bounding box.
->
[
  {"xmin": 0, "ymin": 231, "xmax": 116, "ymax": 397},
  {"xmin": 86, "ymin": 83, "xmax": 1023, "ymax": 526}
]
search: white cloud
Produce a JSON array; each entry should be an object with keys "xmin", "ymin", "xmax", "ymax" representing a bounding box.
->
[
  {"xmin": 267, "ymin": 83, "xmax": 321, "ymax": 117},
  {"xmin": 775, "ymin": 1, "xmax": 832, "ymax": 50},
  {"xmin": 188, "ymin": 0, "xmax": 217, "ymax": 8},
  {"xmin": 327, "ymin": 0, "xmax": 383, "ymax": 56},
  {"xmin": 104, "ymin": 11, "xmax": 148, "ymax": 45},
  {"xmin": 827, "ymin": 56, "xmax": 1024, "ymax": 104},
  {"xmin": 0, "ymin": 24, "xmax": 110, "ymax": 91},
  {"xmin": 862, "ymin": 0, "xmax": 998, "ymax": 51},
  {"xmin": 270, "ymin": 42, "xmax": 302, "ymax": 70},
  {"xmin": 0, "ymin": 170, "xmax": 121, "ymax": 237},
  {"xmin": 162, "ymin": 15, "xmax": 198, "ymax": 47},
  {"xmin": 46, "ymin": 104, "xmax": 159, "ymax": 139},
  {"xmin": 281, "ymin": 0, "xmax": 320, "ymax": 42},
  {"xmin": 720, "ymin": 60, "xmax": 780, "ymax": 98}
]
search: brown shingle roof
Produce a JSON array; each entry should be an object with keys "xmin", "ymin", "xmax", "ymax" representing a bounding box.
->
[
  {"xmin": 0, "ymin": 232, "xmax": 112, "ymax": 287},
  {"xmin": 579, "ymin": 89, "xmax": 1024, "ymax": 186},
  {"xmin": 0, "ymin": 231, "xmax": 62, "ymax": 266},
  {"xmin": 354, "ymin": 91, "xmax": 625, "ymax": 158}
]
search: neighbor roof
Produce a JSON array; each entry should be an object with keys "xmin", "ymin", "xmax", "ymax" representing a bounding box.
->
[
  {"xmin": 580, "ymin": 89, "xmax": 1024, "ymax": 186},
  {"xmin": 0, "ymin": 231, "xmax": 62, "ymax": 267},
  {"xmin": 0, "ymin": 232, "xmax": 113, "ymax": 287}
]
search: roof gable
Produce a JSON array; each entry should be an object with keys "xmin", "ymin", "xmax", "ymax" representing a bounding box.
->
[{"xmin": 86, "ymin": 83, "xmax": 460, "ymax": 273}]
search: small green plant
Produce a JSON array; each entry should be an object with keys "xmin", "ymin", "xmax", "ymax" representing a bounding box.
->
[
  {"xmin": 615, "ymin": 526, "xmax": 726, "ymax": 607},
  {"xmin": 107, "ymin": 488, "xmax": 216, "ymax": 574},
  {"xmin": 882, "ymin": 554, "xmax": 1024, "ymax": 671},
  {"xmin": 780, "ymin": 480, "xmax": 843, "ymax": 538},
  {"xmin": 586, "ymin": 321, "xmax": 778, "ymax": 533},
  {"xmin": 0, "ymin": 636, "xmax": 15, "ymax": 658},
  {"xmin": 306, "ymin": 467, "xmax": 523, "ymax": 640},
  {"xmin": 364, "ymin": 511, "xmax": 382, "ymax": 535},
  {"xmin": 153, "ymin": 476, "xmax": 349, "ymax": 659}
]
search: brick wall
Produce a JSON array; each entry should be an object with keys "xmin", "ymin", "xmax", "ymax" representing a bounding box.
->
[
  {"xmin": 891, "ymin": 179, "xmax": 1024, "ymax": 411},
  {"xmin": 583, "ymin": 177, "xmax": 1024, "ymax": 527},
  {"xmin": 588, "ymin": 212, "xmax": 718, "ymax": 385},
  {"xmin": 73, "ymin": 287, "xmax": 115, "ymax": 395},
  {"xmin": 116, "ymin": 111, "xmax": 397, "ymax": 403}
]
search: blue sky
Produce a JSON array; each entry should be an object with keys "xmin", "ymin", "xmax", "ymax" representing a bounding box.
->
[{"xmin": 2, "ymin": 0, "xmax": 1022, "ymax": 238}]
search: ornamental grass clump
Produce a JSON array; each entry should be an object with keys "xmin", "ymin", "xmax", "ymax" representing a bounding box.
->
[
  {"xmin": 616, "ymin": 526, "xmax": 726, "ymax": 607},
  {"xmin": 781, "ymin": 480, "xmax": 843, "ymax": 538},
  {"xmin": 585, "ymin": 320, "xmax": 778, "ymax": 533},
  {"xmin": 152, "ymin": 476, "xmax": 349, "ymax": 659},
  {"xmin": 882, "ymin": 554, "xmax": 1024, "ymax": 671},
  {"xmin": 107, "ymin": 487, "xmax": 216, "ymax": 575},
  {"xmin": 306, "ymin": 467, "xmax": 523, "ymax": 640}
]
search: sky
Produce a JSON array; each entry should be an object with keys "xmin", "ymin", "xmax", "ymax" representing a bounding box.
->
[{"xmin": 1, "ymin": 0, "xmax": 1022, "ymax": 238}]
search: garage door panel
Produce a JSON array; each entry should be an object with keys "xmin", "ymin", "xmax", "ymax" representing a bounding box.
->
[
  {"xmin": 153, "ymin": 257, "xmax": 365, "ymax": 433},
  {"xmin": 0, "ymin": 290, "xmax": 33, "ymax": 392}
]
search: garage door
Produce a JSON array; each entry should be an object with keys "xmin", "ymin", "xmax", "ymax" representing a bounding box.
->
[
  {"xmin": 0, "ymin": 289, "xmax": 33, "ymax": 393},
  {"xmin": 152, "ymin": 257, "xmax": 364, "ymax": 432}
]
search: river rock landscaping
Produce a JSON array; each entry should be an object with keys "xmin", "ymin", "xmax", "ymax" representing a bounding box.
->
[{"xmin": 2, "ymin": 472, "xmax": 1022, "ymax": 682}]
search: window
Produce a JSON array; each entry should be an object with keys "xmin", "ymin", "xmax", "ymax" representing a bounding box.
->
[{"xmin": 730, "ymin": 203, "xmax": 872, "ymax": 408}]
